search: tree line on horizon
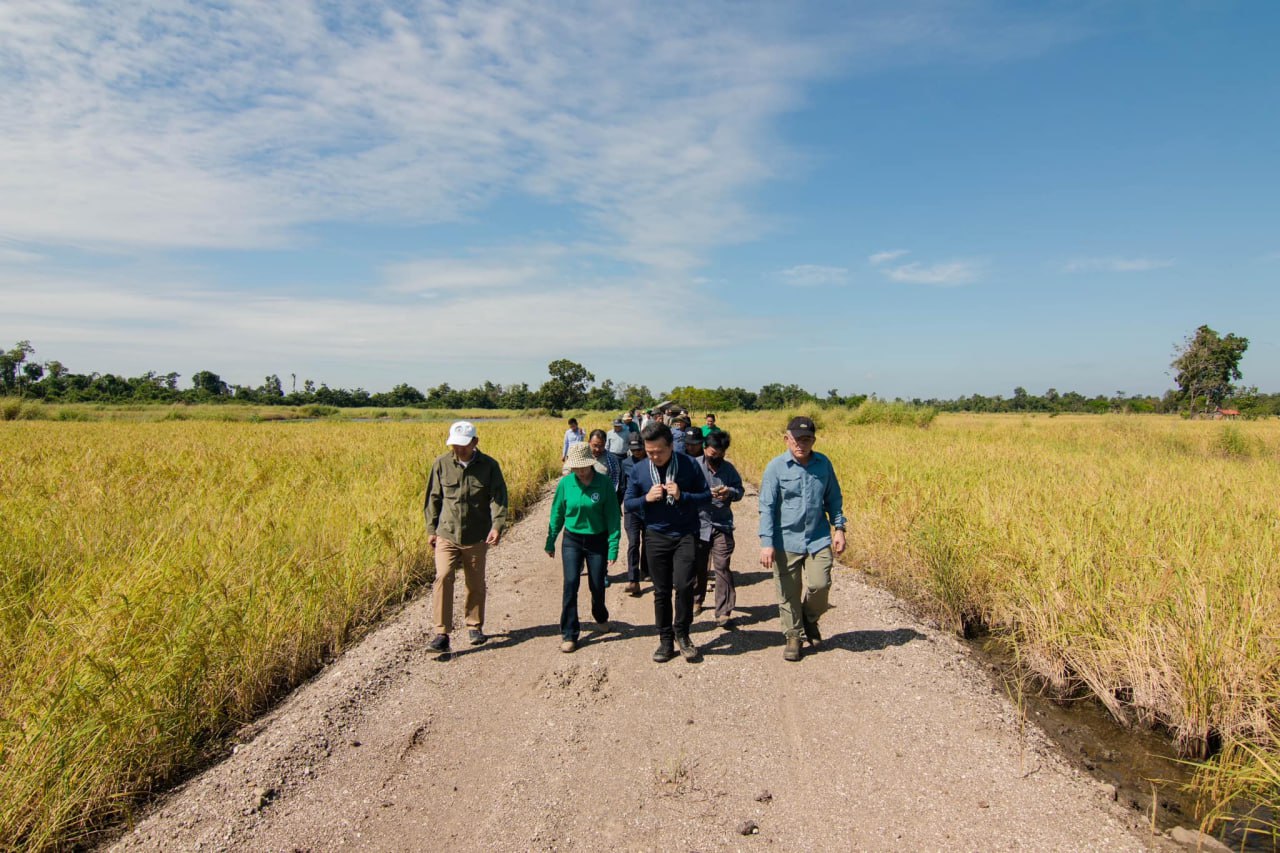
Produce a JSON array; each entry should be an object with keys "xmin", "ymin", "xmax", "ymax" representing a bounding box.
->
[{"xmin": 2, "ymin": 328, "xmax": 1273, "ymax": 417}]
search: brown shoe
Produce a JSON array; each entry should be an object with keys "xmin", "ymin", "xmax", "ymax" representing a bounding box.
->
[
  {"xmin": 783, "ymin": 636, "xmax": 802, "ymax": 662},
  {"xmin": 626, "ymin": 581, "xmax": 641, "ymax": 597}
]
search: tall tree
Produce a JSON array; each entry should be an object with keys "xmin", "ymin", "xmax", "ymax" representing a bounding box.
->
[
  {"xmin": 191, "ymin": 370, "xmax": 229, "ymax": 397},
  {"xmin": 1171, "ymin": 325, "xmax": 1249, "ymax": 415},
  {"xmin": 0, "ymin": 340, "xmax": 34, "ymax": 394},
  {"xmin": 538, "ymin": 359, "xmax": 594, "ymax": 410}
]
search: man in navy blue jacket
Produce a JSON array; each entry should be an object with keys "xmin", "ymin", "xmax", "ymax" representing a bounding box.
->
[{"xmin": 624, "ymin": 421, "xmax": 710, "ymax": 662}]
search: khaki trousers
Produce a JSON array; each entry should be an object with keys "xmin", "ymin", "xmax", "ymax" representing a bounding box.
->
[
  {"xmin": 773, "ymin": 547, "xmax": 833, "ymax": 639},
  {"xmin": 432, "ymin": 538, "xmax": 488, "ymax": 636}
]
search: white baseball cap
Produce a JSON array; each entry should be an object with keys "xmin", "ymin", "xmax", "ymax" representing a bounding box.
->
[{"xmin": 445, "ymin": 421, "xmax": 477, "ymax": 446}]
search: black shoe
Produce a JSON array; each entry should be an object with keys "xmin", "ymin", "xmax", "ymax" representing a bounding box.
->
[
  {"xmin": 468, "ymin": 628, "xmax": 487, "ymax": 646},
  {"xmin": 783, "ymin": 636, "xmax": 803, "ymax": 662},
  {"xmin": 428, "ymin": 633, "xmax": 450, "ymax": 653},
  {"xmin": 652, "ymin": 643, "xmax": 676, "ymax": 663},
  {"xmin": 802, "ymin": 618, "xmax": 822, "ymax": 649},
  {"xmin": 676, "ymin": 635, "xmax": 700, "ymax": 662}
]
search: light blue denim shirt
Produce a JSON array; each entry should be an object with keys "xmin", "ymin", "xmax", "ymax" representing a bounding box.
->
[{"xmin": 758, "ymin": 450, "xmax": 846, "ymax": 555}]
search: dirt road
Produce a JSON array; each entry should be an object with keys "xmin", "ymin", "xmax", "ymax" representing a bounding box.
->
[{"xmin": 112, "ymin": 485, "xmax": 1164, "ymax": 851}]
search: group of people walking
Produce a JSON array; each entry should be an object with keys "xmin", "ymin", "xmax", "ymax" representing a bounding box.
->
[{"xmin": 423, "ymin": 408, "xmax": 844, "ymax": 664}]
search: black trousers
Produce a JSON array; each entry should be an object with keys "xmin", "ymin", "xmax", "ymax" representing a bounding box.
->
[
  {"xmin": 644, "ymin": 528, "xmax": 697, "ymax": 643},
  {"xmin": 624, "ymin": 511, "xmax": 646, "ymax": 581}
]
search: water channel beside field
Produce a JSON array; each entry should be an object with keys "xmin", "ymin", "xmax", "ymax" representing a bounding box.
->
[{"xmin": 972, "ymin": 638, "xmax": 1274, "ymax": 850}]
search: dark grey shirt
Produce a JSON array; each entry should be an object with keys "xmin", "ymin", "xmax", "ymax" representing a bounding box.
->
[{"xmin": 696, "ymin": 456, "xmax": 744, "ymax": 540}]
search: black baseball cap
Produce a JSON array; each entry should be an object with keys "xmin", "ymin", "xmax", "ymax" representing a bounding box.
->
[
  {"xmin": 628, "ymin": 435, "xmax": 643, "ymax": 449},
  {"xmin": 683, "ymin": 429, "xmax": 703, "ymax": 444},
  {"xmin": 786, "ymin": 416, "xmax": 816, "ymax": 438}
]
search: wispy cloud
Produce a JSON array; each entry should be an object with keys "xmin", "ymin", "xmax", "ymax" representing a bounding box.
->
[
  {"xmin": 779, "ymin": 264, "xmax": 848, "ymax": 287},
  {"xmin": 0, "ymin": 266, "xmax": 754, "ymax": 384},
  {"xmin": 383, "ymin": 247, "xmax": 565, "ymax": 294},
  {"xmin": 0, "ymin": 2, "xmax": 1096, "ymax": 386},
  {"xmin": 868, "ymin": 249, "xmax": 908, "ymax": 266},
  {"xmin": 0, "ymin": 243, "xmax": 42, "ymax": 264},
  {"xmin": 884, "ymin": 260, "xmax": 982, "ymax": 286},
  {"xmin": 0, "ymin": 1, "xmax": 838, "ymax": 265},
  {"xmin": 0, "ymin": 2, "xmax": 1091, "ymax": 264},
  {"xmin": 868, "ymin": 250, "xmax": 982, "ymax": 286},
  {"xmin": 1063, "ymin": 257, "xmax": 1175, "ymax": 273}
]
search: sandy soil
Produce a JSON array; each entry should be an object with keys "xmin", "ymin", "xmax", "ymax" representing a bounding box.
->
[{"xmin": 110, "ymin": 484, "xmax": 1172, "ymax": 852}]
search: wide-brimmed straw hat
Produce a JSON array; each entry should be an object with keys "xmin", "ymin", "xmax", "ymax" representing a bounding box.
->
[{"xmin": 564, "ymin": 441, "xmax": 607, "ymax": 475}]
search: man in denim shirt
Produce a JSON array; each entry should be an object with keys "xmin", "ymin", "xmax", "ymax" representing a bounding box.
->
[{"xmin": 758, "ymin": 416, "xmax": 846, "ymax": 662}]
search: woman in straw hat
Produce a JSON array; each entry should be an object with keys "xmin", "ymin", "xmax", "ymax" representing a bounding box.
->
[{"xmin": 546, "ymin": 441, "xmax": 621, "ymax": 652}]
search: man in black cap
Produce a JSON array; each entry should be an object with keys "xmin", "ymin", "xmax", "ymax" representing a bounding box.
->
[
  {"xmin": 682, "ymin": 426, "xmax": 703, "ymax": 458},
  {"xmin": 758, "ymin": 415, "xmax": 846, "ymax": 662},
  {"xmin": 620, "ymin": 433, "xmax": 648, "ymax": 595}
]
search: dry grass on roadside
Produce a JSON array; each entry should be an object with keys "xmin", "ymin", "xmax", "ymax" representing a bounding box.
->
[
  {"xmin": 726, "ymin": 410, "xmax": 1280, "ymax": 833},
  {"xmin": 0, "ymin": 418, "xmax": 562, "ymax": 850}
]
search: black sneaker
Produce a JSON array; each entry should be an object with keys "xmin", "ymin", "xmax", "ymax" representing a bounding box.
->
[
  {"xmin": 428, "ymin": 633, "xmax": 450, "ymax": 653},
  {"xmin": 468, "ymin": 628, "xmax": 487, "ymax": 646},
  {"xmin": 652, "ymin": 643, "xmax": 676, "ymax": 663},
  {"xmin": 676, "ymin": 635, "xmax": 700, "ymax": 662}
]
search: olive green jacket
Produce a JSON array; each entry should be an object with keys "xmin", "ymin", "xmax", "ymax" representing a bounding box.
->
[{"xmin": 422, "ymin": 450, "xmax": 509, "ymax": 547}]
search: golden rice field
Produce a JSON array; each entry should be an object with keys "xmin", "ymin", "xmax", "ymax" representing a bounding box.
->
[
  {"xmin": 0, "ymin": 418, "xmax": 563, "ymax": 850},
  {"xmin": 2, "ymin": 410, "xmax": 1278, "ymax": 847},
  {"xmin": 727, "ymin": 410, "xmax": 1280, "ymax": 836}
]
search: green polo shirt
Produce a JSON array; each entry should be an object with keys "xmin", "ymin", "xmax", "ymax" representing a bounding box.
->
[{"xmin": 545, "ymin": 471, "xmax": 621, "ymax": 560}]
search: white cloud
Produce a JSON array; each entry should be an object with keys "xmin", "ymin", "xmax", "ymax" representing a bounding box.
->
[
  {"xmin": 0, "ymin": 265, "xmax": 760, "ymax": 385},
  {"xmin": 779, "ymin": 264, "xmax": 848, "ymax": 287},
  {"xmin": 867, "ymin": 250, "xmax": 982, "ymax": 286},
  {"xmin": 868, "ymin": 249, "xmax": 908, "ymax": 266},
  {"xmin": 1063, "ymin": 257, "xmax": 1175, "ymax": 273},
  {"xmin": 884, "ymin": 260, "xmax": 982, "ymax": 286},
  {"xmin": 0, "ymin": 244, "xmax": 42, "ymax": 264},
  {"xmin": 0, "ymin": 1, "xmax": 1090, "ymax": 266},
  {"xmin": 0, "ymin": 3, "xmax": 1097, "ymax": 386},
  {"xmin": 383, "ymin": 247, "xmax": 565, "ymax": 294},
  {"xmin": 0, "ymin": 1, "xmax": 829, "ymax": 263}
]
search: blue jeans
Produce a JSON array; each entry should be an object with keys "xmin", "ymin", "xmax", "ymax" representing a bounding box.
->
[{"xmin": 561, "ymin": 530, "xmax": 610, "ymax": 642}]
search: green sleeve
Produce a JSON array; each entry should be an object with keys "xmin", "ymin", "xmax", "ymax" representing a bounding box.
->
[
  {"xmin": 488, "ymin": 456, "xmax": 509, "ymax": 532},
  {"xmin": 546, "ymin": 477, "xmax": 567, "ymax": 553},
  {"xmin": 605, "ymin": 478, "xmax": 621, "ymax": 561},
  {"xmin": 423, "ymin": 458, "xmax": 442, "ymax": 536}
]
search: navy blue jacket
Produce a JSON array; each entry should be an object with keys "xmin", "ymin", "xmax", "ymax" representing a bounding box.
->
[{"xmin": 622, "ymin": 451, "xmax": 710, "ymax": 537}]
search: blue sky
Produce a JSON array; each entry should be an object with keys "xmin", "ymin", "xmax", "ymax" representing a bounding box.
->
[{"xmin": 1, "ymin": 1, "xmax": 1277, "ymax": 399}]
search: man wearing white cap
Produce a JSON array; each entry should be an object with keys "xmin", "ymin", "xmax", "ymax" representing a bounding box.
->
[{"xmin": 423, "ymin": 421, "xmax": 510, "ymax": 653}]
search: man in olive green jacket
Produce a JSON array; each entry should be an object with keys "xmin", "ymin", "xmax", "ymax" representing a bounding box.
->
[{"xmin": 423, "ymin": 421, "xmax": 509, "ymax": 653}]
